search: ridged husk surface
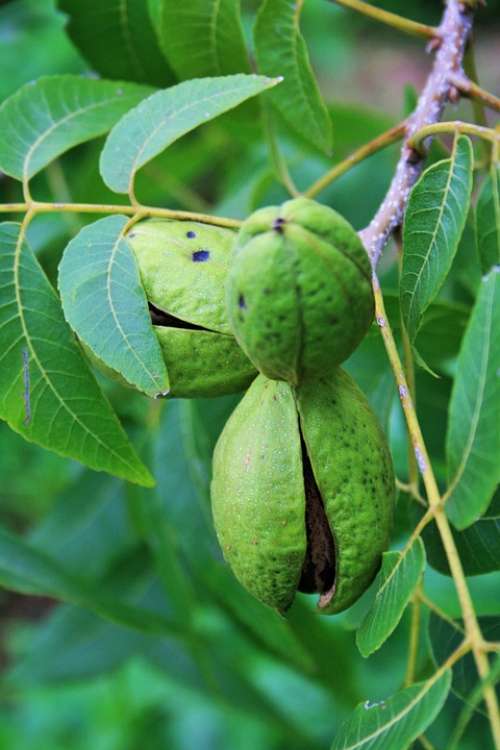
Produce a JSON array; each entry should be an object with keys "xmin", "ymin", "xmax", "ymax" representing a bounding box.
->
[
  {"xmin": 211, "ymin": 369, "xmax": 394, "ymax": 614},
  {"xmin": 226, "ymin": 198, "xmax": 374, "ymax": 384},
  {"xmin": 126, "ymin": 219, "xmax": 256, "ymax": 398}
]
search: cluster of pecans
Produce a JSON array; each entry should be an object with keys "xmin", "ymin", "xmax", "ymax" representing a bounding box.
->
[{"xmin": 127, "ymin": 198, "xmax": 395, "ymax": 615}]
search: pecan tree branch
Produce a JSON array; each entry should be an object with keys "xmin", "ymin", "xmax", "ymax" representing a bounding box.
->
[{"xmin": 360, "ymin": 0, "xmax": 474, "ymax": 266}]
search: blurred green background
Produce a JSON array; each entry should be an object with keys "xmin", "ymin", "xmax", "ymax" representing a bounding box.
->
[{"xmin": 0, "ymin": 1, "xmax": 499, "ymax": 748}]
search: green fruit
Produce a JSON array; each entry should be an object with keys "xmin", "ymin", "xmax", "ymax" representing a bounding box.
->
[
  {"xmin": 126, "ymin": 219, "xmax": 256, "ymax": 398},
  {"xmin": 211, "ymin": 369, "xmax": 394, "ymax": 614},
  {"xmin": 226, "ymin": 197, "xmax": 374, "ymax": 384}
]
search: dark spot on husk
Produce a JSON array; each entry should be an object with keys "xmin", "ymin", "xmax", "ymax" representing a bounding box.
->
[
  {"xmin": 186, "ymin": 230, "xmax": 197, "ymax": 238},
  {"xmin": 273, "ymin": 216, "xmax": 286, "ymax": 233},
  {"xmin": 192, "ymin": 249, "xmax": 210, "ymax": 262},
  {"xmin": 238, "ymin": 294, "xmax": 246, "ymax": 309}
]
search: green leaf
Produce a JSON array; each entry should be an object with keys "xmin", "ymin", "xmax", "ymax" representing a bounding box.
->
[
  {"xmin": 476, "ymin": 163, "xmax": 500, "ymax": 273},
  {"xmin": 356, "ymin": 538, "xmax": 426, "ymax": 657},
  {"xmin": 446, "ymin": 268, "xmax": 500, "ymax": 529},
  {"xmin": 401, "ymin": 136, "xmax": 473, "ymax": 341},
  {"xmin": 254, "ymin": 0, "xmax": 332, "ymax": 154},
  {"xmin": 58, "ymin": 0, "xmax": 175, "ymax": 87},
  {"xmin": 330, "ymin": 670, "xmax": 451, "ymax": 750},
  {"xmin": 100, "ymin": 74, "xmax": 279, "ymax": 195},
  {"xmin": 0, "ymin": 222, "xmax": 153, "ymax": 486},
  {"xmin": 154, "ymin": 0, "xmax": 250, "ymax": 79},
  {"xmin": 0, "ymin": 527, "xmax": 177, "ymax": 636},
  {"xmin": 423, "ymin": 490, "xmax": 500, "ymax": 576},
  {"xmin": 0, "ymin": 75, "xmax": 150, "ymax": 182},
  {"xmin": 58, "ymin": 215, "xmax": 169, "ymax": 398}
]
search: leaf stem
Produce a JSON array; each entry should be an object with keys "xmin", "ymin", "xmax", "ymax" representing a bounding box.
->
[
  {"xmin": 331, "ymin": 0, "xmax": 437, "ymax": 39},
  {"xmin": 304, "ymin": 121, "xmax": 406, "ymax": 199},
  {"xmin": 408, "ymin": 121, "xmax": 499, "ymax": 155},
  {"xmin": 405, "ymin": 509, "xmax": 434, "ymax": 551},
  {"xmin": 0, "ymin": 200, "xmax": 242, "ymax": 229}
]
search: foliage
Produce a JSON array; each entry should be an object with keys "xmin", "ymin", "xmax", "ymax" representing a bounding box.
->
[{"xmin": 0, "ymin": 1, "xmax": 498, "ymax": 749}]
